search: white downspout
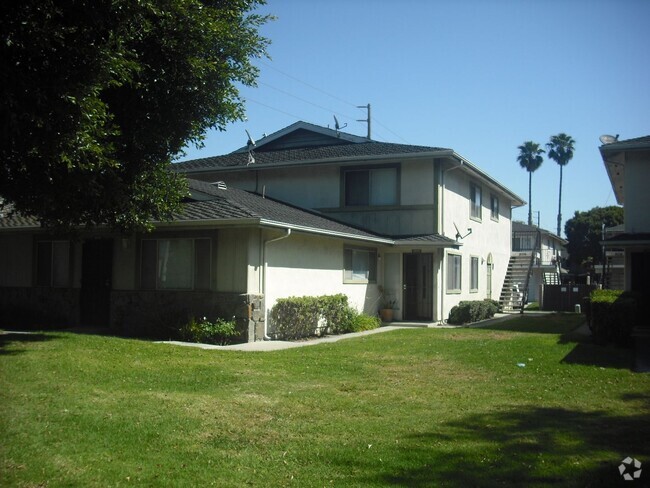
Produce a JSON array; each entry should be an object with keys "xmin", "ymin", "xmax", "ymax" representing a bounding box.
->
[
  {"xmin": 439, "ymin": 159, "xmax": 464, "ymax": 323},
  {"xmin": 262, "ymin": 228, "xmax": 292, "ymax": 340}
]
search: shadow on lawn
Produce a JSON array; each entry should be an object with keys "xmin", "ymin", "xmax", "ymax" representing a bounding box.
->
[
  {"xmin": 374, "ymin": 401, "xmax": 650, "ymax": 487},
  {"xmin": 0, "ymin": 331, "xmax": 57, "ymax": 355}
]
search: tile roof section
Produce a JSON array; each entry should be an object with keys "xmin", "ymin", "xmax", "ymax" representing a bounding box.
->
[{"xmin": 173, "ymin": 141, "xmax": 450, "ymax": 172}]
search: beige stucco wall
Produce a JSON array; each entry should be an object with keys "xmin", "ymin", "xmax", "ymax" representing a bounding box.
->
[
  {"xmin": 0, "ymin": 233, "xmax": 33, "ymax": 287},
  {"xmin": 440, "ymin": 169, "xmax": 512, "ymax": 319},
  {"xmin": 624, "ymin": 153, "xmax": 650, "ymax": 233},
  {"xmin": 264, "ymin": 231, "xmax": 381, "ymax": 318}
]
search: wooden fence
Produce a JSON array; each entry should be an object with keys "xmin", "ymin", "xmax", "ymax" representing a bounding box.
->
[{"xmin": 540, "ymin": 284, "xmax": 596, "ymax": 312}]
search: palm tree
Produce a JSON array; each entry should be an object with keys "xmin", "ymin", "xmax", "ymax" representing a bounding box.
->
[
  {"xmin": 517, "ymin": 141, "xmax": 545, "ymax": 226},
  {"xmin": 546, "ymin": 133, "xmax": 575, "ymax": 237}
]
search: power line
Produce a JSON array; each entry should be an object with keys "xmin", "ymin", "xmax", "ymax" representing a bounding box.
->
[
  {"xmin": 258, "ymin": 60, "xmax": 357, "ymax": 108},
  {"xmin": 255, "ymin": 61, "xmax": 409, "ymax": 143},
  {"xmin": 259, "ymin": 82, "xmax": 355, "ymax": 121}
]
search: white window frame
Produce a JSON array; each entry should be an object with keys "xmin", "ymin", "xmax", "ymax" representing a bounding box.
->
[
  {"xmin": 446, "ymin": 252, "xmax": 462, "ymax": 293},
  {"xmin": 470, "ymin": 256, "xmax": 479, "ymax": 292},
  {"xmin": 343, "ymin": 246, "xmax": 377, "ymax": 284}
]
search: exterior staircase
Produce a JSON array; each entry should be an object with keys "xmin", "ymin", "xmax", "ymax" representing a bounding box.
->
[{"xmin": 499, "ymin": 254, "xmax": 531, "ymax": 311}]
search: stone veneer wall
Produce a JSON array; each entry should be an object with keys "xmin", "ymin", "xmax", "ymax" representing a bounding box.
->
[
  {"xmin": 0, "ymin": 287, "xmax": 81, "ymax": 327},
  {"xmin": 110, "ymin": 290, "xmax": 265, "ymax": 342}
]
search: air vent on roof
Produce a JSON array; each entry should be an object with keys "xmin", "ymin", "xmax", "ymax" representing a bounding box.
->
[{"xmin": 211, "ymin": 181, "xmax": 227, "ymax": 190}]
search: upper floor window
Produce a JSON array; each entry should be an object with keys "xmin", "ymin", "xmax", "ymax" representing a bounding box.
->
[
  {"xmin": 343, "ymin": 246, "xmax": 377, "ymax": 283},
  {"xmin": 141, "ymin": 238, "xmax": 211, "ymax": 290},
  {"xmin": 36, "ymin": 240, "xmax": 70, "ymax": 287},
  {"xmin": 490, "ymin": 194, "xmax": 499, "ymax": 221},
  {"xmin": 470, "ymin": 183, "xmax": 482, "ymax": 220},
  {"xmin": 343, "ymin": 166, "xmax": 398, "ymax": 207}
]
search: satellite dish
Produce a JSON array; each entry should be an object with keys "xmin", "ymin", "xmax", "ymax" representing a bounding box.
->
[
  {"xmin": 453, "ymin": 222, "xmax": 472, "ymax": 240},
  {"xmin": 245, "ymin": 129, "xmax": 256, "ymax": 148},
  {"xmin": 333, "ymin": 115, "xmax": 347, "ymax": 132},
  {"xmin": 599, "ymin": 134, "xmax": 618, "ymax": 145}
]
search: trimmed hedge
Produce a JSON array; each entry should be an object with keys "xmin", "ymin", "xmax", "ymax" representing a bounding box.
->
[
  {"xmin": 588, "ymin": 289, "xmax": 638, "ymax": 346},
  {"xmin": 270, "ymin": 294, "xmax": 378, "ymax": 340},
  {"xmin": 448, "ymin": 300, "xmax": 500, "ymax": 325},
  {"xmin": 179, "ymin": 317, "xmax": 240, "ymax": 345}
]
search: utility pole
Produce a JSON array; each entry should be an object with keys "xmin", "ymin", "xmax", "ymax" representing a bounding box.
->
[{"xmin": 357, "ymin": 103, "xmax": 371, "ymax": 140}]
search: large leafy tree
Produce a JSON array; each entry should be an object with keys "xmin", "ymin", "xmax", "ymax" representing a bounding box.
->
[
  {"xmin": 564, "ymin": 206, "xmax": 624, "ymax": 273},
  {"xmin": 546, "ymin": 133, "xmax": 576, "ymax": 237},
  {"xmin": 517, "ymin": 141, "xmax": 545, "ymax": 226},
  {"xmin": 0, "ymin": 0, "xmax": 270, "ymax": 232}
]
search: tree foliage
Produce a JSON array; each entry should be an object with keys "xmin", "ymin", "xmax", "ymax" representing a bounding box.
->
[
  {"xmin": 517, "ymin": 141, "xmax": 545, "ymax": 226},
  {"xmin": 546, "ymin": 133, "xmax": 575, "ymax": 236},
  {"xmin": 0, "ymin": 0, "xmax": 271, "ymax": 232},
  {"xmin": 564, "ymin": 206, "xmax": 624, "ymax": 272}
]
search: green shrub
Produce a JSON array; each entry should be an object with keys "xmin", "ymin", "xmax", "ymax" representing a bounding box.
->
[
  {"xmin": 589, "ymin": 289, "xmax": 638, "ymax": 346},
  {"xmin": 319, "ymin": 294, "xmax": 356, "ymax": 334},
  {"xmin": 448, "ymin": 300, "xmax": 499, "ymax": 325},
  {"xmin": 270, "ymin": 296, "xmax": 321, "ymax": 340},
  {"xmin": 179, "ymin": 317, "xmax": 239, "ymax": 345},
  {"xmin": 270, "ymin": 294, "xmax": 373, "ymax": 340},
  {"xmin": 348, "ymin": 313, "xmax": 381, "ymax": 332}
]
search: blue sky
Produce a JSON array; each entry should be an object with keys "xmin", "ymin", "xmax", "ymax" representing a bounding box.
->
[{"xmin": 177, "ymin": 0, "xmax": 650, "ymax": 237}]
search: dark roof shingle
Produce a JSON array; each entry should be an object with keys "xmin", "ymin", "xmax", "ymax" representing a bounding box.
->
[{"xmin": 173, "ymin": 141, "xmax": 450, "ymax": 172}]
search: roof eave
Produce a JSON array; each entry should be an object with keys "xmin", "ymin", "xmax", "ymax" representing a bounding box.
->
[
  {"xmin": 175, "ymin": 149, "xmax": 456, "ymax": 174},
  {"xmin": 259, "ymin": 219, "xmax": 394, "ymax": 244}
]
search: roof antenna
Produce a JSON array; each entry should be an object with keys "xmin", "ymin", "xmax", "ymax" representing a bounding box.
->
[
  {"xmin": 245, "ymin": 129, "xmax": 256, "ymax": 166},
  {"xmin": 333, "ymin": 115, "xmax": 347, "ymax": 135}
]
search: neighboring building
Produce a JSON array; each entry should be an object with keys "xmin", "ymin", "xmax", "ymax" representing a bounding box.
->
[
  {"xmin": 600, "ymin": 135, "xmax": 650, "ymax": 294},
  {"xmin": 599, "ymin": 224, "xmax": 625, "ymax": 290},
  {"xmin": 0, "ymin": 122, "xmax": 525, "ymax": 339},
  {"xmin": 502, "ymin": 222, "xmax": 566, "ymax": 306}
]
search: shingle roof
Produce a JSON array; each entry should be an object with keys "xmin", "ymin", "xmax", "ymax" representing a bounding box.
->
[
  {"xmin": 393, "ymin": 234, "xmax": 458, "ymax": 246},
  {"xmin": 0, "ymin": 179, "xmax": 459, "ymax": 248},
  {"xmin": 180, "ymin": 179, "xmax": 390, "ymax": 242},
  {"xmin": 0, "ymin": 204, "xmax": 40, "ymax": 229},
  {"xmin": 173, "ymin": 141, "xmax": 450, "ymax": 172}
]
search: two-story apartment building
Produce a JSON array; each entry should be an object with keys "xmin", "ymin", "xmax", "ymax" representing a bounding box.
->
[
  {"xmin": 600, "ymin": 135, "xmax": 650, "ymax": 294},
  {"xmin": 506, "ymin": 222, "xmax": 567, "ymax": 304},
  {"xmin": 0, "ymin": 122, "xmax": 524, "ymax": 340}
]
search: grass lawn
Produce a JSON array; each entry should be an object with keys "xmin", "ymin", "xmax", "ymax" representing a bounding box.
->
[{"xmin": 1, "ymin": 314, "xmax": 649, "ymax": 487}]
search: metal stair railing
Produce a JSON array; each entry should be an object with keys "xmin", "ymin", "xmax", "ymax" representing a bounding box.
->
[{"xmin": 520, "ymin": 229, "xmax": 541, "ymax": 314}]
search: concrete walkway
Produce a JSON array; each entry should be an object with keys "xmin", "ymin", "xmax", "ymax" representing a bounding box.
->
[{"xmin": 156, "ymin": 313, "xmax": 527, "ymax": 352}]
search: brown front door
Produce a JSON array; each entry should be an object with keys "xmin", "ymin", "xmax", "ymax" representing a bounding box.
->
[
  {"xmin": 80, "ymin": 239, "xmax": 113, "ymax": 326},
  {"xmin": 403, "ymin": 253, "xmax": 433, "ymax": 321}
]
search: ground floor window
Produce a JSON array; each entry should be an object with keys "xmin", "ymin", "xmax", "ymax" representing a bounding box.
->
[
  {"xmin": 470, "ymin": 256, "xmax": 479, "ymax": 292},
  {"xmin": 343, "ymin": 246, "xmax": 377, "ymax": 283},
  {"xmin": 141, "ymin": 238, "xmax": 211, "ymax": 290},
  {"xmin": 36, "ymin": 240, "xmax": 70, "ymax": 287},
  {"xmin": 446, "ymin": 253, "xmax": 462, "ymax": 293}
]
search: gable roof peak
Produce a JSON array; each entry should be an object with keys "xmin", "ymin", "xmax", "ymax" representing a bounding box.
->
[{"xmin": 232, "ymin": 120, "xmax": 370, "ymax": 153}]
